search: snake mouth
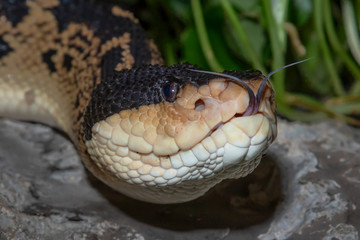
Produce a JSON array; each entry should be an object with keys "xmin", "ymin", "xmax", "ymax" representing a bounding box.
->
[
  {"xmin": 171, "ymin": 71, "xmax": 277, "ymax": 152},
  {"xmin": 207, "ymin": 122, "xmax": 224, "ymax": 137},
  {"xmin": 205, "ymin": 96, "xmax": 277, "ymax": 140}
]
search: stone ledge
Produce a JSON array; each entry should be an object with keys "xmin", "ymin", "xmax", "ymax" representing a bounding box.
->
[{"xmin": 0, "ymin": 118, "xmax": 359, "ymax": 239}]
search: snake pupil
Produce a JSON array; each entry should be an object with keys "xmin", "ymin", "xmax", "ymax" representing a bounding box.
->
[{"xmin": 162, "ymin": 82, "xmax": 178, "ymax": 102}]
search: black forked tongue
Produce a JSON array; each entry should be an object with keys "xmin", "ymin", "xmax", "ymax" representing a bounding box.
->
[
  {"xmin": 253, "ymin": 58, "xmax": 311, "ymax": 114},
  {"xmin": 188, "ymin": 58, "xmax": 310, "ymax": 116}
]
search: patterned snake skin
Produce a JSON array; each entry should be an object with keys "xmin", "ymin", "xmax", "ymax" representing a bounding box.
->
[{"xmin": 0, "ymin": 0, "xmax": 277, "ymax": 203}]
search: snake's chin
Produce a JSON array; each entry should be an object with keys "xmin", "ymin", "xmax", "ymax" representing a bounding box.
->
[{"xmin": 206, "ymin": 113, "xmax": 276, "ymax": 171}]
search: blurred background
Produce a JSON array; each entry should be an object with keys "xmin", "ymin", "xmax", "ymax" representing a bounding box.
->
[{"xmin": 113, "ymin": 0, "xmax": 360, "ymax": 126}]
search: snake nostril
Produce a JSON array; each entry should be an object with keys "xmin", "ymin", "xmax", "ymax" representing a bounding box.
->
[{"xmin": 194, "ymin": 99, "xmax": 205, "ymax": 111}]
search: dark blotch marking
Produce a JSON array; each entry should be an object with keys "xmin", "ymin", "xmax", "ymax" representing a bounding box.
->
[
  {"xmin": 0, "ymin": 0, "xmax": 29, "ymax": 27},
  {"xmin": 49, "ymin": 0, "xmax": 153, "ymax": 65},
  {"xmin": 77, "ymin": 112, "xmax": 83, "ymax": 122},
  {"xmin": 68, "ymin": 43, "xmax": 85, "ymax": 55},
  {"xmin": 100, "ymin": 46, "xmax": 124, "ymax": 81},
  {"xmin": 0, "ymin": 37, "xmax": 13, "ymax": 58},
  {"xmin": 63, "ymin": 54, "xmax": 73, "ymax": 71},
  {"xmin": 74, "ymin": 94, "xmax": 80, "ymax": 108},
  {"xmin": 42, "ymin": 50, "xmax": 57, "ymax": 73}
]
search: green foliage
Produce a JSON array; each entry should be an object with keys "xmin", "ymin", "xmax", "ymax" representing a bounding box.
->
[{"xmin": 131, "ymin": 0, "xmax": 360, "ymax": 126}]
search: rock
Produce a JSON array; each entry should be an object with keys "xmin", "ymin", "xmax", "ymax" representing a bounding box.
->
[{"xmin": 0, "ymin": 118, "xmax": 359, "ymax": 240}]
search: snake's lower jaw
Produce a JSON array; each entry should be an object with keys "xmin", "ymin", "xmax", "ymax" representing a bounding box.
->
[
  {"xmin": 85, "ymin": 113, "xmax": 276, "ymax": 204},
  {"xmin": 85, "ymin": 114, "xmax": 276, "ymax": 203}
]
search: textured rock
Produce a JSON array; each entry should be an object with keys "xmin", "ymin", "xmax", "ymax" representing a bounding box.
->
[{"xmin": 0, "ymin": 118, "xmax": 359, "ymax": 240}]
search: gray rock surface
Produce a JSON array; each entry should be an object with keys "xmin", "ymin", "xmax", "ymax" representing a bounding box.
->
[{"xmin": 0, "ymin": 118, "xmax": 359, "ymax": 240}]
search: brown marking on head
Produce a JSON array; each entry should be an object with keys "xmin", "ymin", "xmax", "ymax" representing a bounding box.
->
[
  {"xmin": 113, "ymin": 33, "xmax": 135, "ymax": 71},
  {"xmin": 36, "ymin": 0, "xmax": 60, "ymax": 8},
  {"xmin": 111, "ymin": 6, "xmax": 139, "ymax": 24}
]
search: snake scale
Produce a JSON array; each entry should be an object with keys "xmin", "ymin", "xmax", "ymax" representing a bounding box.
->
[{"xmin": 0, "ymin": 0, "xmax": 277, "ymax": 204}]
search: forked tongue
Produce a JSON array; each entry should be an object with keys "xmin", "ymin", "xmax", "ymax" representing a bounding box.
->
[
  {"xmin": 188, "ymin": 58, "xmax": 310, "ymax": 116},
  {"xmin": 253, "ymin": 58, "xmax": 311, "ymax": 114}
]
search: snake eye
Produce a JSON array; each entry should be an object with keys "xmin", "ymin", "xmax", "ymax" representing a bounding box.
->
[{"xmin": 162, "ymin": 82, "xmax": 178, "ymax": 102}]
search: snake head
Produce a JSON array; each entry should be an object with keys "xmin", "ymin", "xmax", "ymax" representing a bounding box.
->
[
  {"xmin": 83, "ymin": 62, "xmax": 287, "ymax": 203},
  {"xmin": 160, "ymin": 68, "xmax": 277, "ymax": 162}
]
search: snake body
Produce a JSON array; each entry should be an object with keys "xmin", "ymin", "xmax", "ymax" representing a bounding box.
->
[{"xmin": 0, "ymin": 0, "xmax": 277, "ymax": 203}]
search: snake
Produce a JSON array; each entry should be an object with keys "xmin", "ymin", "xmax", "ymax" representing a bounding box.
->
[{"xmin": 0, "ymin": 0, "xmax": 278, "ymax": 204}]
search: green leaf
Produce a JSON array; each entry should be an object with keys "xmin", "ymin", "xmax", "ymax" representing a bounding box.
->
[
  {"xmin": 168, "ymin": 1, "xmax": 192, "ymax": 23},
  {"xmin": 291, "ymin": 0, "xmax": 313, "ymax": 26},
  {"xmin": 181, "ymin": 26, "xmax": 209, "ymax": 69},
  {"xmin": 227, "ymin": 0, "xmax": 260, "ymax": 11},
  {"xmin": 270, "ymin": 0, "xmax": 289, "ymax": 48},
  {"xmin": 302, "ymin": 34, "xmax": 332, "ymax": 95},
  {"xmin": 208, "ymin": 28, "xmax": 240, "ymax": 70},
  {"xmin": 224, "ymin": 19, "xmax": 266, "ymax": 64}
]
